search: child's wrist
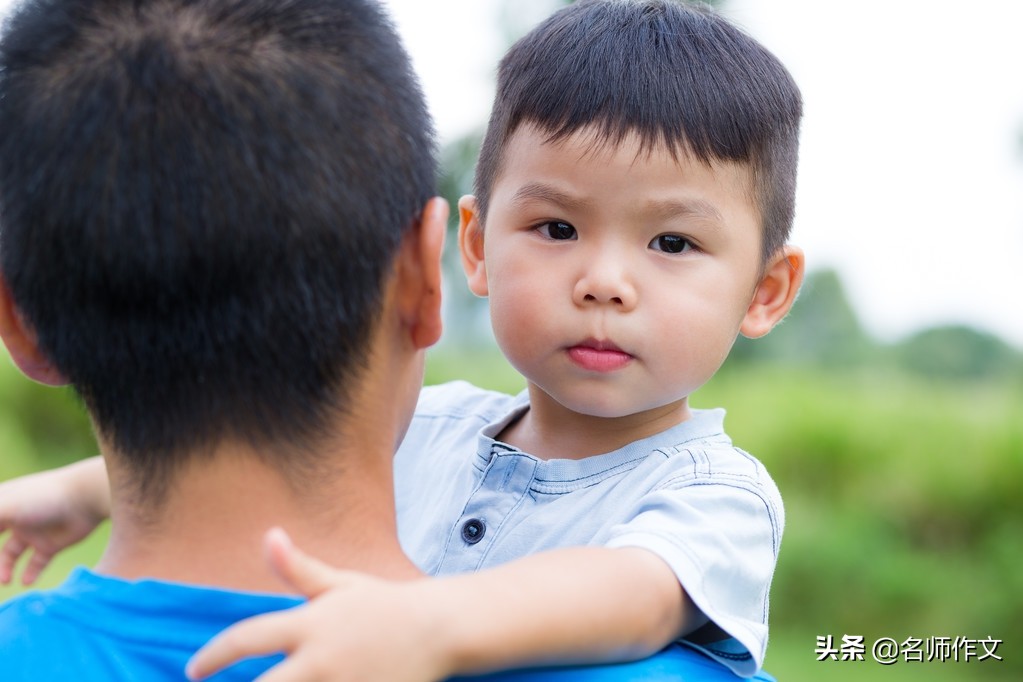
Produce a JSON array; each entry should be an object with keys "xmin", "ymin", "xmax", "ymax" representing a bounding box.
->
[
  {"xmin": 415, "ymin": 576, "xmax": 485, "ymax": 676},
  {"xmin": 364, "ymin": 576, "xmax": 466, "ymax": 680},
  {"xmin": 67, "ymin": 456, "xmax": 111, "ymax": 522}
]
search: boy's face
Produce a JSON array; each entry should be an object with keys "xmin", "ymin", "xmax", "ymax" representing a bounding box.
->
[{"xmin": 461, "ymin": 124, "xmax": 786, "ymax": 421}]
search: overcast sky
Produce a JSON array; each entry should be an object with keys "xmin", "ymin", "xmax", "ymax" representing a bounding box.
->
[
  {"xmin": 2, "ymin": 0, "xmax": 1021, "ymax": 348},
  {"xmin": 384, "ymin": 0, "xmax": 1023, "ymax": 349}
]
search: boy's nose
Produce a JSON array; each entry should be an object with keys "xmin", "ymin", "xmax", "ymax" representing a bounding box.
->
[{"xmin": 572, "ymin": 256, "xmax": 637, "ymax": 311}]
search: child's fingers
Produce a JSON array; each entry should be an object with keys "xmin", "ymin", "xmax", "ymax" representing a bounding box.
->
[
  {"xmin": 186, "ymin": 612, "xmax": 298, "ymax": 680},
  {"xmin": 0, "ymin": 534, "xmax": 29, "ymax": 584},
  {"xmin": 264, "ymin": 527, "xmax": 356, "ymax": 598},
  {"xmin": 20, "ymin": 549, "xmax": 53, "ymax": 586},
  {"xmin": 253, "ymin": 654, "xmax": 321, "ymax": 682}
]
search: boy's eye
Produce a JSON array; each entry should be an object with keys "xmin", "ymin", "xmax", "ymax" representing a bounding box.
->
[
  {"xmin": 649, "ymin": 234, "xmax": 693, "ymax": 254},
  {"xmin": 537, "ymin": 221, "xmax": 577, "ymax": 240}
]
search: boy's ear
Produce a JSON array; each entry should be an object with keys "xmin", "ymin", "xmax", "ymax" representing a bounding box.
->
[
  {"xmin": 457, "ymin": 195, "xmax": 488, "ymax": 297},
  {"xmin": 0, "ymin": 276, "xmax": 68, "ymax": 386},
  {"xmin": 394, "ymin": 197, "xmax": 448, "ymax": 349},
  {"xmin": 739, "ymin": 246, "xmax": 805, "ymax": 339}
]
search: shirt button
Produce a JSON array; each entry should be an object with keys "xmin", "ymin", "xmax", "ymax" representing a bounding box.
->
[{"xmin": 461, "ymin": 518, "xmax": 486, "ymax": 545}]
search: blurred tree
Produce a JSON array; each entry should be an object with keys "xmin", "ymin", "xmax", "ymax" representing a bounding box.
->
[
  {"xmin": 0, "ymin": 357, "xmax": 95, "ymax": 473},
  {"xmin": 892, "ymin": 324, "xmax": 1023, "ymax": 381},
  {"xmin": 436, "ymin": 131, "xmax": 494, "ymax": 346},
  {"xmin": 725, "ymin": 267, "xmax": 1023, "ymax": 379}
]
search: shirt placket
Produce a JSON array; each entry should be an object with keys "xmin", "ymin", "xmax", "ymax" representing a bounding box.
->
[{"xmin": 437, "ymin": 446, "xmax": 538, "ymax": 573}]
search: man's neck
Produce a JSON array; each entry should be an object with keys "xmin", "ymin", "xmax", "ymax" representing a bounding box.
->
[{"xmin": 97, "ymin": 440, "xmax": 421, "ymax": 592}]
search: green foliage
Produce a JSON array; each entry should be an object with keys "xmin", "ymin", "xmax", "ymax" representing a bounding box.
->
[
  {"xmin": 892, "ymin": 325, "xmax": 1023, "ymax": 381},
  {"xmin": 729, "ymin": 268, "xmax": 1023, "ymax": 385},
  {"xmin": 437, "ymin": 130, "xmax": 495, "ymax": 344},
  {"xmin": 425, "ymin": 346, "xmax": 524, "ymax": 394},
  {"xmin": 0, "ymin": 355, "xmax": 104, "ymax": 604},
  {"xmin": 695, "ymin": 367, "xmax": 1022, "ymax": 680},
  {"xmin": 0, "ymin": 356, "xmax": 96, "ymax": 474}
]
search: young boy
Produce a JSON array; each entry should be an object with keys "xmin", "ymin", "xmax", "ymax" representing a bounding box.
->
[{"xmin": 0, "ymin": 0, "xmax": 803, "ymax": 678}]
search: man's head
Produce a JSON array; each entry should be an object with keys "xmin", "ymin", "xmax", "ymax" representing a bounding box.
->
[
  {"xmin": 473, "ymin": 0, "xmax": 803, "ymax": 263},
  {"xmin": 0, "ymin": 0, "xmax": 439, "ymax": 493}
]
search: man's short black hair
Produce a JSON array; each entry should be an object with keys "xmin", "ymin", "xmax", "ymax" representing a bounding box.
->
[
  {"xmin": 0, "ymin": 0, "xmax": 435, "ymax": 493},
  {"xmin": 474, "ymin": 0, "xmax": 803, "ymax": 262}
]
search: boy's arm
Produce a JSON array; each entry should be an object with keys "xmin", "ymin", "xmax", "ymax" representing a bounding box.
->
[
  {"xmin": 189, "ymin": 529, "xmax": 702, "ymax": 681},
  {"xmin": 428, "ymin": 545, "xmax": 699, "ymax": 672},
  {"xmin": 0, "ymin": 455, "xmax": 111, "ymax": 584}
]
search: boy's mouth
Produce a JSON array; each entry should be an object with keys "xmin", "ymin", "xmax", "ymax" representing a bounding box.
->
[{"xmin": 566, "ymin": 338, "xmax": 633, "ymax": 372}]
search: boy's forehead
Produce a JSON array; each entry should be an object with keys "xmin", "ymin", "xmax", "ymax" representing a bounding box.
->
[{"xmin": 498, "ymin": 123, "xmax": 758, "ymax": 203}]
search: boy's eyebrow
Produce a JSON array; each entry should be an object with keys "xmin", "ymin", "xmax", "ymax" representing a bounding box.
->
[
  {"xmin": 510, "ymin": 182, "xmax": 587, "ymax": 212},
  {"xmin": 511, "ymin": 181, "xmax": 724, "ymax": 227},
  {"xmin": 644, "ymin": 198, "xmax": 724, "ymax": 227}
]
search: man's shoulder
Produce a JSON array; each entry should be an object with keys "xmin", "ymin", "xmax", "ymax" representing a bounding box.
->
[
  {"xmin": 0, "ymin": 574, "xmax": 126, "ymax": 659},
  {"xmin": 0, "ymin": 587, "xmax": 88, "ymax": 673},
  {"xmin": 0, "ymin": 589, "xmax": 46, "ymax": 627},
  {"xmin": 0, "ymin": 582, "xmax": 73, "ymax": 631},
  {"xmin": 0, "ymin": 570, "xmax": 300, "ymax": 677}
]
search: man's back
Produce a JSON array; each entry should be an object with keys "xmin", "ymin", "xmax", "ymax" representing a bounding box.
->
[
  {"xmin": 1, "ymin": 568, "xmax": 765, "ymax": 681},
  {"xmin": 0, "ymin": 569, "xmax": 300, "ymax": 680},
  {"xmin": 0, "ymin": 0, "xmax": 438, "ymax": 676}
]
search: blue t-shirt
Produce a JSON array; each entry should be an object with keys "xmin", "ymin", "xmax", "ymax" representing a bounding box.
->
[
  {"xmin": 0, "ymin": 567, "xmax": 300, "ymax": 680},
  {"xmin": 466, "ymin": 647, "xmax": 776, "ymax": 681},
  {"xmin": 0, "ymin": 568, "xmax": 772, "ymax": 680}
]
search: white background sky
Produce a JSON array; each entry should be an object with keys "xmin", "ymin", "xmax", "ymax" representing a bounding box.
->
[
  {"xmin": 2, "ymin": 0, "xmax": 1021, "ymax": 348},
  {"xmin": 383, "ymin": 0, "xmax": 1023, "ymax": 349}
]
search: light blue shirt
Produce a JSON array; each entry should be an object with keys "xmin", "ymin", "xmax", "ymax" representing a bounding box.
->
[{"xmin": 396, "ymin": 382, "xmax": 784, "ymax": 678}]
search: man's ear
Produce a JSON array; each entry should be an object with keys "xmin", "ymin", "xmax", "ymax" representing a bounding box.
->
[
  {"xmin": 457, "ymin": 195, "xmax": 488, "ymax": 297},
  {"xmin": 393, "ymin": 197, "xmax": 448, "ymax": 350},
  {"xmin": 740, "ymin": 246, "xmax": 805, "ymax": 339},
  {"xmin": 0, "ymin": 277, "xmax": 68, "ymax": 386}
]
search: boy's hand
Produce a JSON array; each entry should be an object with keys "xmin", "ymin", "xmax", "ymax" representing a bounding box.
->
[
  {"xmin": 188, "ymin": 530, "xmax": 693, "ymax": 682},
  {"xmin": 0, "ymin": 458, "xmax": 110, "ymax": 585},
  {"xmin": 187, "ymin": 528, "xmax": 452, "ymax": 682}
]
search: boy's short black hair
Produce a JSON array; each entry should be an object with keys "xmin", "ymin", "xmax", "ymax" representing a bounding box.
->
[
  {"xmin": 474, "ymin": 0, "xmax": 803, "ymax": 262},
  {"xmin": 0, "ymin": 0, "xmax": 435, "ymax": 493}
]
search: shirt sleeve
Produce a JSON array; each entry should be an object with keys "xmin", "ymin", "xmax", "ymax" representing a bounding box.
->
[{"xmin": 603, "ymin": 448, "xmax": 784, "ymax": 678}]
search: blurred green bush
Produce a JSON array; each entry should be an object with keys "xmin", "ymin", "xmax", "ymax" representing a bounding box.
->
[
  {"xmin": 698, "ymin": 365, "xmax": 1021, "ymax": 681},
  {"xmin": 0, "ymin": 356, "xmax": 96, "ymax": 475}
]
